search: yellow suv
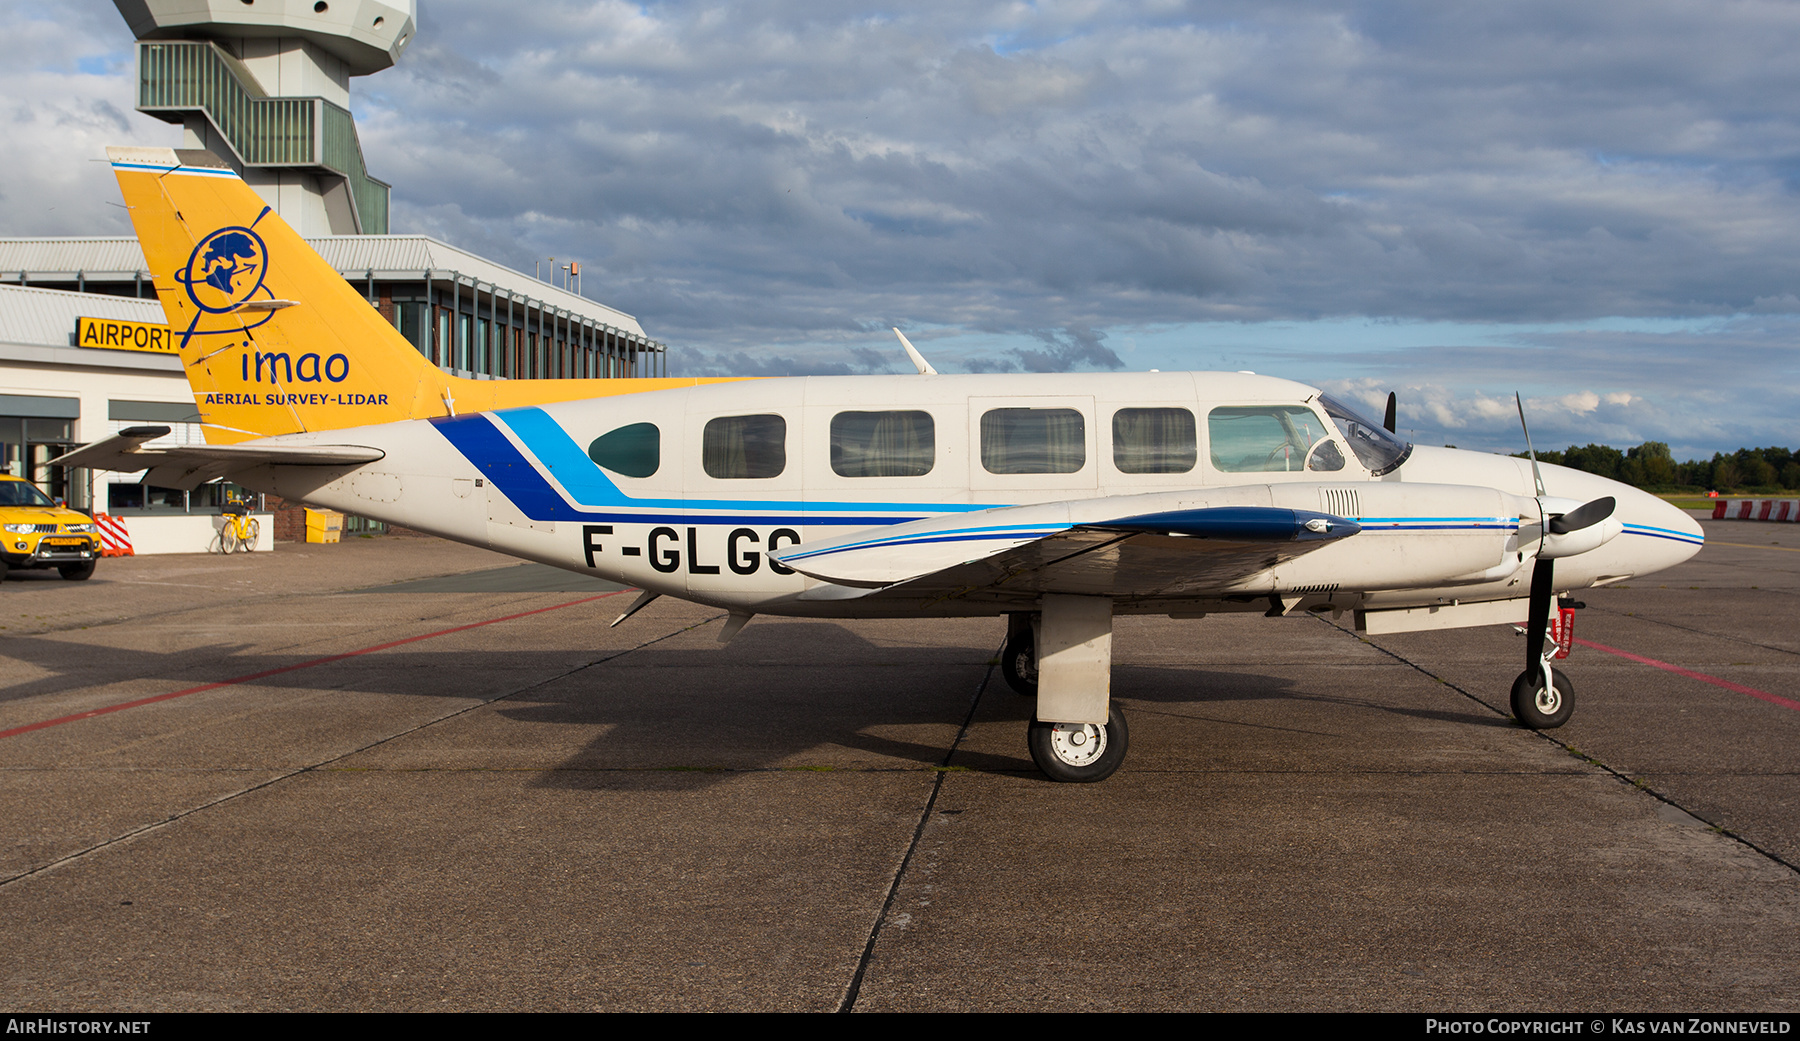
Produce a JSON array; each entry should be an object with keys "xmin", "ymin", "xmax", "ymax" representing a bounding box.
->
[{"xmin": 0, "ymin": 475, "xmax": 101, "ymax": 582}]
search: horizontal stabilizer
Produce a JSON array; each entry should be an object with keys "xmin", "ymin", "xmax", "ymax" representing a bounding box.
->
[{"xmin": 51, "ymin": 430, "xmax": 384, "ymax": 491}]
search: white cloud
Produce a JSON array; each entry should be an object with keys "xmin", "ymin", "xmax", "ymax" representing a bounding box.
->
[{"xmin": 2, "ymin": 1, "xmax": 1795, "ymax": 454}]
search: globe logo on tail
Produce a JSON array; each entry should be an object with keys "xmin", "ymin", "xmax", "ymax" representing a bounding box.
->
[{"xmin": 178, "ymin": 227, "xmax": 269, "ymax": 314}]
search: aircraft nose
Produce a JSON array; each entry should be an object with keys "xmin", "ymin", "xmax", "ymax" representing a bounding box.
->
[{"xmin": 1620, "ymin": 489, "xmax": 1706, "ymax": 570}]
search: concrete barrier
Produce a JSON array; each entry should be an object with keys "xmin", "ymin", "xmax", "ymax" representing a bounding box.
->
[{"xmin": 1716, "ymin": 498, "xmax": 1800, "ymax": 522}]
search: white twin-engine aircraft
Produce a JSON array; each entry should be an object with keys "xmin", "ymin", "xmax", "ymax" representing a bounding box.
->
[{"xmin": 60, "ymin": 146, "xmax": 1705, "ymax": 782}]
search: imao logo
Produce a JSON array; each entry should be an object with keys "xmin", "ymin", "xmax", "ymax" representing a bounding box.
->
[
  {"xmin": 178, "ymin": 227, "xmax": 269, "ymax": 314},
  {"xmin": 239, "ymin": 348, "xmax": 350, "ymax": 384}
]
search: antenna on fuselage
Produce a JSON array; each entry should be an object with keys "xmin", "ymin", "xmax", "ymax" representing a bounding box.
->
[{"xmin": 893, "ymin": 328, "xmax": 938, "ymax": 375}]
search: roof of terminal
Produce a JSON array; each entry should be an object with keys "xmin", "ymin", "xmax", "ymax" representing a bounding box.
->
[{"xmin": 0, "ymin": 284, "xmax": 177, "ymax": 372}]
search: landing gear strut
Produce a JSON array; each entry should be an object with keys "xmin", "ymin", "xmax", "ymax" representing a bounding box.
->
[
  {"xmin": 1512, "ymin": 558, "xmax": 1577, "ymax": 730},
  {"xmin": 1014, "ymin": 596, "xmax": 1130, "ymax": 782}
]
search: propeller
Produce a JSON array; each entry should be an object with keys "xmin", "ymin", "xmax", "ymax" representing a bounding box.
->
[
  {"xmin": 1511, "ymin": 393, "xmax": 1620, "ymax": 725},
  {"xmin": 1383, "ymin": 392, "xmax": 1397, "ymax": 434},
  {"xmin": 1547, "ymin": 495, "xmax": 1615, "ymax": 536}
]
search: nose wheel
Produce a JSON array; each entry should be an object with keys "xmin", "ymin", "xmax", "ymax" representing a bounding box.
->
[
  {"xmin": 1027, "ymin": 705, "xmax": 1129, "ymax": 783},
  {"xmin": 1510, "ymin": 667, "xmax": 1574, "ymax": 729}
]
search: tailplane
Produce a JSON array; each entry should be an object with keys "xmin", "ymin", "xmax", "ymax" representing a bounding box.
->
[{"xmin": 108, "ymin": 146, "xmax": 730, "ymax": 443}]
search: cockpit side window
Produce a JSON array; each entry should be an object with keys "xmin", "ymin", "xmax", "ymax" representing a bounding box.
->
[
  {"xmin": 1208, "ymin": 405, "xmax": 1341, "ymax": 473},
  {"xmin": 1317, "ymin": 393, "xmax": 1413, "ymax": 476},
  {"xmin": 703, "ymin": 414, "xmax": 787, "ymax": 479},
  {"xmin": 588, "ymin": 422, "xmax": 660, "ymax": 479}
]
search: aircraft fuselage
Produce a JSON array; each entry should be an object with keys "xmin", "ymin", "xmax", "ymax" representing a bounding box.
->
[{"xmin": 246, "ymin": 371, "xmax": 1702, "ymax": 621}]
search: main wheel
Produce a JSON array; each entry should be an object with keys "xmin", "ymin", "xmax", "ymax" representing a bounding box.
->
[
  {"xmin": 238, "ymin": 519, "xmax": 260, "ymax": 552},
  {"xmin": 1000, "ymin": 633, "xmax": 1038, "ymax": 696},
  {"xmin": 219, "ymin": 525, "xmax": 239, "ymax": 554},
  {"xmin": 1510, "ymin": 669, "xmax": 1574, "ymax": 729},
  {"xmin": 58, "ymin": 561, "xmax": 95, "ymax": 581},
  {"xmin": 1027, "ymin": 704, "xmax": 1129, "ymax": 783}
]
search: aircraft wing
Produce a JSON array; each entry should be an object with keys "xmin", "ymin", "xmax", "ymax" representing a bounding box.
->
[
  {"xmin": 775, "ymin": 494, "xmax": 1359, "ymax": 606},
  {"xmin": 51, "ymin": 426, "xmax": 384, "ymax": 490}
]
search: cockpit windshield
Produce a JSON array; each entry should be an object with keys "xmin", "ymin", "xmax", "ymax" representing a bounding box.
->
[{"xmin": 1317, "ymin": 393, "xmax": 1413, "ymax": 476}]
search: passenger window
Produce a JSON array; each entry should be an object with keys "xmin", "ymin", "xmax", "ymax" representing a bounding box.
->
[
  {"xmin": 703, "ymin": 414, "xmax": 786, "ymax": 479},
  {"xmin": 588, "ymin": 422, "xmax": 660, "ymax": 478},
  {"xmin": 1208, "ymin": 406, "xmax": 1339, "ymax": 473},
  {"xmin": 831, "ymin": 411, "xmax": 935, "ymax": 477},
  {"xmin": 1112, "ymin": 408, "xmax": 1196, "ymax": 474},
  {"xmin": 980, "ymin": 408, "xmax": 1086, "ymax": 474}
]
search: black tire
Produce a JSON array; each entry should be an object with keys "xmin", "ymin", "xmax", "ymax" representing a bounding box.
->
[
  {"xmin": 58, "ymin": 561, "xmax": 96, "ymax": 581},
  {"xmin": 1027, "ymin": 704, "xmax": 1129, "ymax": 783},
  {"xmin": 1000, "ymin": 633, "xmax": 1038, "ymax": 696},
  {"xmin": 1511, "ymin": 669, "xmax": 1574, "ymax": 729}
]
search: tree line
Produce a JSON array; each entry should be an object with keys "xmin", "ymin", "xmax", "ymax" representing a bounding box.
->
[{"xmin": 1510, "ymin": 443, "xmax": 1800, "ymax": 493}]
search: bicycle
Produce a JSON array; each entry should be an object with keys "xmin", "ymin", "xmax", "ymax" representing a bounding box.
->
[{"xmin": 213, "ymin": 499, "xmax": 260, "ymax": 553}]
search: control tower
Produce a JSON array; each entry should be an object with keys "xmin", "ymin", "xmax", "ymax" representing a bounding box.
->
[{"xmin": 114, "ymin": 0, "xmax": 415, "ymax": 235}]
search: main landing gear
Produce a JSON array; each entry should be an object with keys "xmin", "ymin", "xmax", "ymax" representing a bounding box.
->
[
  {"xmin": 1027, "ymin": 708, "xmax": 1130, "ymax": 784},
  {"xmin": 1001, "ymin": 612, "xmax": 1038, "ymax": 697},
  {"xmin": 1004, "ymin": 597, "xmax": 1129, "ymax": 783}
]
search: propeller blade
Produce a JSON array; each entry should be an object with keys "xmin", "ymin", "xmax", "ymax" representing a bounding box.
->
[
  {"xmin": 1383, "ymin": 392, "xmax": 1397, "ymax": 433},
  {"xmin": 1547, "ymin": 496, "xmax": 1616, "ymax": 536},
  {"xmin": 1514, "ymin": 393, "xmax": 1546, "ymax": 498},
  {"xmin": 1524, "ymin": 557, "xmax": 1554, "ymax": 667}
]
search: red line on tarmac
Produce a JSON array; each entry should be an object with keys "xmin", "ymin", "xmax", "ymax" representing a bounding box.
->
[
  {"xmin": 1573, "ymin": 637, "xmax": 1800, "ymax": 713},
  {"xmin": 0, "ymin": 590, "xmax": 631, "ymax": 741}
]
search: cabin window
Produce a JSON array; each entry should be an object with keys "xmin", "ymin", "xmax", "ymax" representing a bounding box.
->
[
  {"xmin": 980, "ymin": 408, "xmax": 1086, "ymax": 474},
  {"xmin": 703, "ymin": 414, "xmax": 787, "ymax": 479},
  {"xmin": 1208, "ymin": 405, "xmax": 1343, "ymax": 473},
  {"xmin": 831, "ymin": 411, "xmax": 935, "ymax": 477},
  {"xmin": 1112, "ymin": 408, "xmax": 1197, "ymax": 474},
  {"xmin": 588, "ymin": 422, "xmax": 660, "ymax": 479}
]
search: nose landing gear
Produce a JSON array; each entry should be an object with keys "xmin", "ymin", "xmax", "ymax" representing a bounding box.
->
[
  {"xmin": 1512, "ymin": 559, "xmax": 1580, "ymax": 731},
  {"xmin": 1510, "ymin": 666, "xmax": 1574, "ymax": 730}
]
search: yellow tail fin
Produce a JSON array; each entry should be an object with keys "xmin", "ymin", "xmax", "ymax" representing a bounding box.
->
[{"xmin": 108, "ymin": 146, "xmax": 732, "ymax": 443}]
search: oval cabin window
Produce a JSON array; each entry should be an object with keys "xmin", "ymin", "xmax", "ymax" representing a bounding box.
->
[{"xmin": 588, "ymin": 422, "xmax": 660, "ymax": 478}]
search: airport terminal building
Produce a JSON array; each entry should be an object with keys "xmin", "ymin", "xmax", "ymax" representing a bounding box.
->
[{"xmin": 0, "ymin": 0, "xmax": 670, "ymax": 551}]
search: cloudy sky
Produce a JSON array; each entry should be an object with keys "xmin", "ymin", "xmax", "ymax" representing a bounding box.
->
[{"xmin": 5, "ymin": 1, "xmax": 1798, "ymax": 458}]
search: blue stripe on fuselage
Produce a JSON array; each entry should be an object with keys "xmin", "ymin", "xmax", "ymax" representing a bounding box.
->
[
  {"xmin": 430, "ymin": 412, "xmax": 936, "ymax": 527},
  {"xmin": 494, "ymin": 406, "xmax": 985, "ymax": 515}
]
